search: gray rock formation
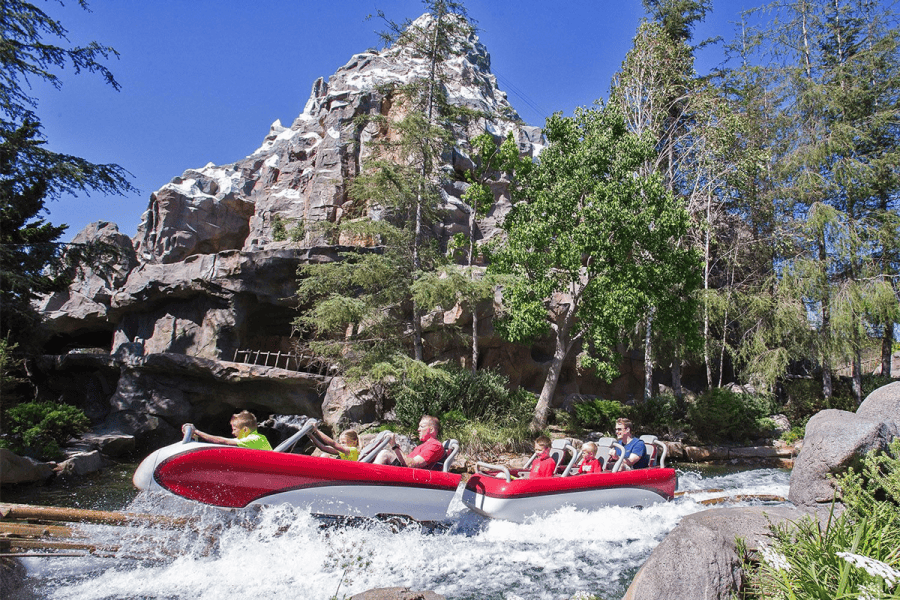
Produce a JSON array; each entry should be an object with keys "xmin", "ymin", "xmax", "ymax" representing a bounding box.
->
[
  {"xmin": 0, "ymin": 449, "xmax": 54, "ymax": 484},
  {"xmin": 789, "ymin": 406, "xmax": 895, "ymax": 509},
  {"xmin": 856, "ymin": 380, "xmax": 900, "ymax": 437},
  {"xmin": 623, "ymin": 506, "xmax": 802, "ymax": 600}
]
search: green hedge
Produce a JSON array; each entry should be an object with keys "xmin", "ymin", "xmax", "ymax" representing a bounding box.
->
[{"xmin": 0, "ymin": 401, "xmax": 90, "ymax": 461}]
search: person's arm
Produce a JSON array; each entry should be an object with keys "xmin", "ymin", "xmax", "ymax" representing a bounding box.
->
[
  {"xmin": 309, "ymin": 426, "xmax": 339, "ymax": 455},
  {"xmin": 390, "ymin": 436, "xmax": 408, "ymax": 466},
  {"xmin": 183, "ymin": 424, "xmax": 238, "ymax": 446},
  {"xmin": 622, "ymin": 441, "xmax": 646, "ymax": 469}
]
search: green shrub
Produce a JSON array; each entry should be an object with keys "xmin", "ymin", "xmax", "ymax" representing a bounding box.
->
[
  {"xmin": 0, "ymin": 401, "xmax": 90, "ymax": 460},
  {"xmin": 390, "ymin": 367, "xmax": 535, "ymax": 433},
  {"xmin": 572, "ymin": 398, "xmax": 624, "ymax": 433},
  {"xmin": 687, "ymin": 388, "xmax": 772, "ymax": 444},
  {"xmin": 625, "ymin": 394, "xmax": 687, "ymax": 437}
]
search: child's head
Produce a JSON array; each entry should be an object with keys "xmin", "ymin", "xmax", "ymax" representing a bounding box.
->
[
  {"xmin": 582, "ymin": 442, "xmax": 597, "ymax": 457},
  {"xmin": 534, "ymin": 436, "xmax": 551, "ymax": 453},
  {"xmin": 230, "ymin": 411, "xmax": 258, "ymax": 438},
  {"xmin": 339, "ymin": 430, "xmax": 359, "ymax": 448}
]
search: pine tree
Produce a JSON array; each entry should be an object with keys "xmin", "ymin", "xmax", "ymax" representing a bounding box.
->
[
  {"xmin": 0, "ymin": 1, "xmax": 134, "ymax": 345},
  {"xmin": 295, "ymin": 2, "xmax": 485, "ymax": 382}
]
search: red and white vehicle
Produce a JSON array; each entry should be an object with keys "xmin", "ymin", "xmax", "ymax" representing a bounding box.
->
[{"xmin": 134, "ymin": 424, "xmax": 676, "ymax": 523}]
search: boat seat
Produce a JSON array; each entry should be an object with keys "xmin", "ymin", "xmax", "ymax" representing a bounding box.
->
[
  {"xmin": 596, "ymin": 436, "xmax": 626, "ymax": 472},
  {"xmin": 639, "ymin": 435, "xmax": 667, "ymax": 468},
  {"xmin": 430, "ymin": 439, "xmax": 460, "ymax": 472},
  {"xmin": 549, "ymin": 438, "xmax": 571, "ymax": 468}
]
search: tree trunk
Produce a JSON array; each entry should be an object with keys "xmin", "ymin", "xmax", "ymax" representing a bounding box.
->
[
  {"xmin": 671, "ymin": 342, "xmax": 683, "ymax": 400},
  {"xmin": 643, "ymin": 308, "xmax": 655, "ymax": 401},
  {"xmin": 852, "ymin": 350, "xmax": 862, "ymax": 405},
  {"xmin": 882, "ymin": 323, "xmax": 895, "ymax": 378},
  {"xmin": 469, "ymin": 200, "xmax": 478, "ymax": 374},
  {"xmin": 530, "ymin": 305, "xmax": 577, "ymax": 432},
  {"xmin": 530, "ymin": 339, "xmax": 567, "ymax": 433}
]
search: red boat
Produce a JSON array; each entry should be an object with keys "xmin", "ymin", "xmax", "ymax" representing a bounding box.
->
[
  {"xmin": 462, "ymin": 438, "xmax": 677, "ymax": 522},
  {"xmin": 134, "ymin": 423, "xmax": 676, "ymax": 523}
]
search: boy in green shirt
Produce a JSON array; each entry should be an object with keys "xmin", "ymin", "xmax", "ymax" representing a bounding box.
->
[{"xmin": 183, "ymin": 410, "xmax": 273, "ymax": 450}]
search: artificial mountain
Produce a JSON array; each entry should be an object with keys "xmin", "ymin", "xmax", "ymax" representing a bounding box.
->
[{"xmin": 31, "ymin": 16, "xmax": 669, "ymax": 450}]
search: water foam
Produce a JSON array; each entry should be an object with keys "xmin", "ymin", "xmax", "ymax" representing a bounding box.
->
[{"xmin": 20, "ymin": 468, "xmax": 790, "ymax": 600}]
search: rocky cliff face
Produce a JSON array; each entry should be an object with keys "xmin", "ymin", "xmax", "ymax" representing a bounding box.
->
[{"xmin": 32, "ymin": 16, "xmax": 654, "ymax": 447}]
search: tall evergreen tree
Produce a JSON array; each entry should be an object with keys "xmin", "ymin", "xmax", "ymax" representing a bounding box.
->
[
  {"xmin": 295, "ymin": 2, "xmax": 486, "ymax": 381},
  {"xmin": 1, "ymin": 1, "xmax": 134, "ymax": 346}
]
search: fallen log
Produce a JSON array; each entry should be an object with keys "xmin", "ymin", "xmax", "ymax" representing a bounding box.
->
[
  {"xmin": 698, "ymin": 494, "xmax": 787, "ymax": 506},
  {"xmin": 0, "ymin": 503, "xmax": 196, "ymax": 529}
]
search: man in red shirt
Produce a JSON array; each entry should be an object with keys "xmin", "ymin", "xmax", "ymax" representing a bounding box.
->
[
  {"xmin": 375, "ymin": 415, "xmax": 445, "ymax": 468},
  {"xmin": 528, "ymin": 436, "xmax": 556, "ymax": 478}
]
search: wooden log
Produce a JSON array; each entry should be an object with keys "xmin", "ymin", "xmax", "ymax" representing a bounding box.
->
[
  {"xmin": 0, "ymin": 503, "xmax": 197, "ymax": 529},
  {"xmin": 698, "ymin": 494, "xmax": 786, "ymax": 506},
  {"xmin": 0, "ymin": 522, "xmax": 77, "ymax": 538}
]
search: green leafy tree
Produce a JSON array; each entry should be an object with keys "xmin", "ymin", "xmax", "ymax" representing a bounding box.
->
[
  {"xmin": 1, "ymin": 0, "xmax": 135, "ymax": 345},
  {"xmin": 490, "ymin": 104, "xmax": 701, "ymax": 432},
  {"xmin": 611, "ymin": 0, "xmax": 714, "ymax": 400}
]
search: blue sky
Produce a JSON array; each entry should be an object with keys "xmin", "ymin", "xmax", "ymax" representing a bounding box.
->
[{"xmin": 34, "ymin": 0, "xmax": 755, "ymax": 239}]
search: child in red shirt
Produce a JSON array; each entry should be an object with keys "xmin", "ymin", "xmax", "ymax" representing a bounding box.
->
[
  {"xmin": 529, "ymin": 436, "xmax": 557, "ymax": 478},
  {"xmin": 577, "ymin": 441, "xmax": 602, "ymax": 474}
]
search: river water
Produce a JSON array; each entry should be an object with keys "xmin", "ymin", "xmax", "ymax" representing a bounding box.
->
[{"xmin": 10, "ymin": 466, "xmax": 790, "ymax": 600}]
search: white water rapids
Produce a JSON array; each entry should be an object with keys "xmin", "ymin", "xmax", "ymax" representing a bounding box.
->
[{"xmin": 17, "ymin": 468, "xmax": 789, "ymax": 600}]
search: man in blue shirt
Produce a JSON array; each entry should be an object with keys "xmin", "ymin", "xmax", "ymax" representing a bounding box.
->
[{"xmin": 608, "ymin": 418, "xmax": 649, "ymax": 470}]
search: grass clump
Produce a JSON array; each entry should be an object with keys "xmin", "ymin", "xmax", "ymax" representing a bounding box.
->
[{"xmin": 740, "ymin": 439, "xmax": 900, "ymax": 599}]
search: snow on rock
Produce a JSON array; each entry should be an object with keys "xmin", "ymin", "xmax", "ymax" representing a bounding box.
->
[{"xmin": 133, "ymin": 13, "xmax": 543, "ymax": 264}]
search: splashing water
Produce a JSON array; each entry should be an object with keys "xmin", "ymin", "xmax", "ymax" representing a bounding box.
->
[{"xmin": 17, "ymin": 468, "xmax": 789, "ymax": 600}]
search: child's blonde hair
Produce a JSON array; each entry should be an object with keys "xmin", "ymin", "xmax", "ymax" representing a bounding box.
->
[
  {"xmin": 339, "ymin": 430, "xmax": 359, "ymax": 447},
  {"xmin": 582, "ymin": 442, "xmax": 597, "ymax": 455},
  {"xmin": 534, "ymin": 435, "xmax": 551, "ymax": 450},
  {"xmin": 231, "ymin": 410, "xmax": 258, "ymax": 431}
]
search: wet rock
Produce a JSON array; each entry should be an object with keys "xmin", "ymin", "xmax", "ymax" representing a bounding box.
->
[
  {"xmin": 0, "ymin": 558, "xmax": 26, "ymax": 599},
  {"xmin": 0, "ymin": 449, "xmax": 54, "ymax": 484},
  {"xmin": 56, "ymin": 450, "xmax": 110, "ymax": 477},
  {"xmin": 623, "ymin": 506, "xmax": 802, "ymax": 600},
  {"xmin": 349, "ymin": 588, "xmax": 445, "ymax": 600}
]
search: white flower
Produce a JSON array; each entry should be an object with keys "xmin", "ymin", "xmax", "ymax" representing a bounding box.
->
[
  {"xmin": 836, "ymin": 552, "xmax": 900, "ymax": 586},
  {"xmin": 759, "ymin": 542, "xmax": 792, "ymax": 572}
]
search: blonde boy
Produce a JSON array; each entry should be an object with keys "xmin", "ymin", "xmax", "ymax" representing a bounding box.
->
[{"xmin": 183, "ymin": 410, "xmax": 273, "ymax": 450}]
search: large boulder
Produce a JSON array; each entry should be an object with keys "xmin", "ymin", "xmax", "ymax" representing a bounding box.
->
[
  {"xmin": 322, "ymin": 377, "xmax": 381, "ymax": 429},
  {"xmin": 856, "ymin": 380, "xmax": 900, "ymax": 437},
  {"xmin": 788, "ymin": 408, "xmax": 894, "ymax": 508},
  {"xmin": 623, "ymin": 506, "xmax": 802, "ymax": 600},
  {"xmin": 0, "ymin": 449, "xmax": 54, "ymax": 484}
]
